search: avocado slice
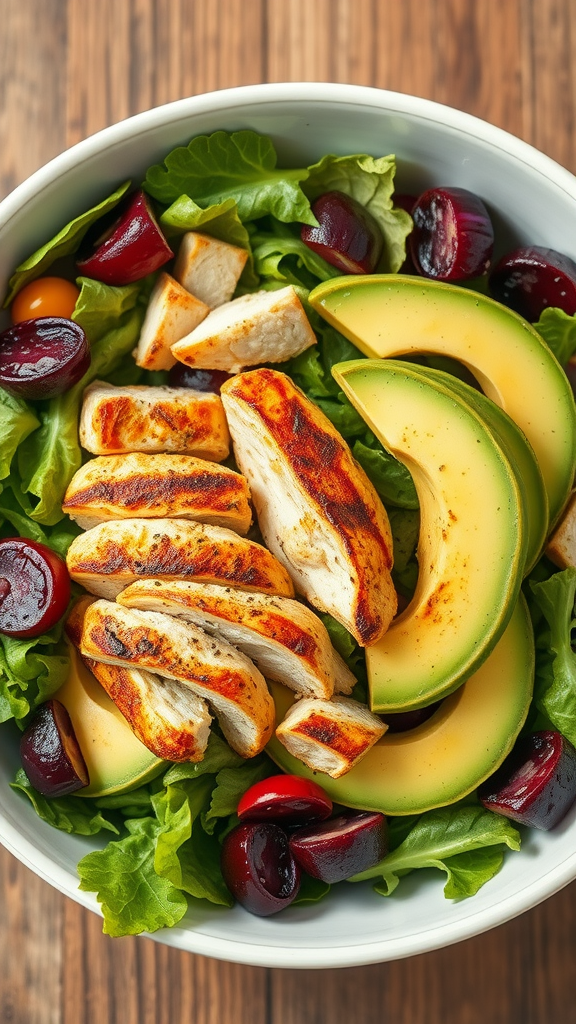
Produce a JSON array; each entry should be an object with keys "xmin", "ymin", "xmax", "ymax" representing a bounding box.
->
[
  {"xmin": 267, "ymin": 597, "xmax": 534, "ymax": 815},
  {"xmin": 309, "ymin": 274, "xmax": 576, "ymax": 526},
  {"xmin": 333, "ymin": 359, "xmax": 524, "ymax": 711},
  {"xmin": 56, "ymin": 644, "xmax": 164, "ymax": 798},
  {"xmin": 401, "ymin": 363, "xmax": 548, "ymax": 574}
]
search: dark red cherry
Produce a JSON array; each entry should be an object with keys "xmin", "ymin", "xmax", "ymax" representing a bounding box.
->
[
  {"xmin": 289, "ymin": 811, "xmax": 387, "ymax": 883},
  {"xmin": 383, "ymin": 701, "xmax": 442, "ymax": 733},
  {"xmin": 20, "ymin": 699, "xmax": 89, "ymax": 797},
  {"xmin": 76, "ymin": 189, "xmax": 173, "ymax": 285},
  {"xmin": 478, "ymin": 731, "xmax": 576, "ymax": 830},
  {"xmin": 221, "ymin": 822, "xmax": 300, "ymax": 916},
  {"xmin": 0, "ymin": 317, "xmax": 90, "ymax": 400},
  {"xmin": 410, "ymin": 186, "xmax": 494, "ymax": 281},
  {"xmin": 237, "ymin": 774, "xmax": 333, "ymax": 826},
  {"xmin": 301, "ymin": 191, "xmax": 383, "ymax": 274},
  {"xmin": 0, "ymin": 538, "xmax": 70, "ymax": 638},
  {"xmin": 168, "ymin": 364, "xmax": 233, "ymax": 393},
  {"xmin": 394, "ymin": 194, "xmax": 417, "ymax": 216},
  {"xmin": 489, "ymin": 246, "xmax": 576, "ymax": 321}
]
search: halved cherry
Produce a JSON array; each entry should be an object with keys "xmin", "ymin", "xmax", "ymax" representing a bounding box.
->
[
  {"xmin": 221, "ymin": 822, "xmax": 300, "ymax": 916},
  {"xmin": 301, "ymin": 191, "xmax": 383, "ymax": 274},
  {"xmin": 489, "ymin": 246, "xmax": 576, "ymax": 321},
  {"xmin": 20, "ymin": 699, "xmax": 89, "ymax": 797},
  {"xmin": 0, "ymin": 538, "xmax": 70, "ymax": 638},
  {"xmin": 478, "ymin": 731, "xmax": 576, "ymax": 830},
  {"xmin": 289, "ymin": 811, "xmax": 387, "ymax": 883},
  {"xmin": 168, "ymin": 364, "xmax": 233, "ymax": 393},
  {"xmin": 76, "ymin": 189, "xmax": 173, "ymax": 285},
  {"xmin": 237, "ymin": 774, "xmax": 333, "ymax": 826},
  {"xmin": 410, "ymin": 186, "xmax": 494, "ymax": 281},
  {"xmin": 0, "ymin": 317, "xmax": 90, "ymax": 400}
]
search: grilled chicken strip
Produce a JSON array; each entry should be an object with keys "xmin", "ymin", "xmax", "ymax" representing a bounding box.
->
[
  {"xmin": 66, "ymin": 518, "xmax": 295, "ymax": 600},
  {"xmin": 173, "ymin": 231, "xmax": 249, "ymax": 309},
  {"xmin": 117, "ymin": 579, "xmax": 355, "ymax": 699},
  {"xmin": 80, "ymin": 381, "xmax": 230, "ymax": 461},
  {"xmin": 221, "ymin": 369, "xmax": 397, "ymax": 646},
  {"xmin": 171, "ymin": 287, "xmax": 316, "ymax": 373},
  {"xmin": 275, "ymin": 696, "xmax": 387, "ymax": 778},
  {"xmin": 81, "ymin": 600, "xmax": 275, "ymax": 757},
  {"xmin": 134, "ymin": 271, "xmax": 210, "ymax": 371},
  {"xmin": 66, "ymin": 597, "xmax": 212, "ymax": 763},
  {"xmin": 62, "ymin": 453, "xmax": 252, "ymax": 534}
]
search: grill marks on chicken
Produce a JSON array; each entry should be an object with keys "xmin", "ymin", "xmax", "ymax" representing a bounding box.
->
[
  {"xmin": 117, "ymin": 579, "xmax": 356, "ymax": 699},
  {"xmin": 80, "ymin": 382, "xmax": 230, "ymax": 460},
  {"xmin": 221, "ymin": 369, "xmax": 397, "ymax": 646},
  {"xmin": 66, "ymin": 518, "xmax": 295, "ymax": 599},
  {"xmin": 275, "ymin": 696, "xmax": 387, "ymax": 778},
  {"xmin": 80, "ymin": 601, "xmax": 275, "ymax": 757},
  {"xmin": 62, "ymin": 454, "xmax": 252, "ymax": 533}
]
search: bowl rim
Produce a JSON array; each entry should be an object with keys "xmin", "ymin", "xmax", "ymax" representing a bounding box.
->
[{"xmin": 2, "ymin": 80, "xmax": 576, "ymax": 968}]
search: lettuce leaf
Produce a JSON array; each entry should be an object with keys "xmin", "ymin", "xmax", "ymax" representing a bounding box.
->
[
  {"xmin": 201, "ymin": 757, "xmax": 272, "ymax": 834},
  {"xmin": 251, "ymin": 226, "xmax": 339, "ymax": 287},
  {"xmin": 144, "ymin": 130, "xmax": 315, "ymax": 225},
  {"xmin": 162, "ymin": 732, "xmax": 244, "ymax": 785},
  {"xmin": 350, "ymin": 805, "xmax": 521, "ymax": 898},
  {"xmin": 4, "ymin": 181, "xmax": 131, "ymax": 306},
  {"xmin": 304, "ymin": 153, "xmax": 412, "ymax": 273},
  {"xmin": 78, "ymin": 816, "xmax": 188, "ymax": 937},
  {"xmin": 0, "ymin": 624, "xmax": 69, "ymax": 723},
  {"xmin": 16, "ymin": 293, "xmax": 144, "ymax": 525},
  {"xmin": 11, "ymin": 769, "xmax": 118, "ymax": 835},
  {"xmin": 352, "ymin": 442, "xmax": 419, "ymax": 509},
  {"xmin": 72, "ymin": 277, "xmax": 141, "ymax": 343},
  {"xmin": 533, "ymin": 307, "xmax": 576, "ymax": 365},
  {"xmin": 0, "ymin": 391, "xmax": 39, "ymax": 481},
  {"xmin": 530, "ymin": 567, "xmax": 576, "ymax": 745}
]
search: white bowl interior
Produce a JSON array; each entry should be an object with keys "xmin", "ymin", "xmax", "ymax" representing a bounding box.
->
[{"xmin": 1, "ymin": 83, "xmax": 576, "ymax": 968}]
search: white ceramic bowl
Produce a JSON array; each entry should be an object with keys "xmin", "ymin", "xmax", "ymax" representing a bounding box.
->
[{"xmin": 1, "ymin": 83, "xmax": 576, "ymax": 969}]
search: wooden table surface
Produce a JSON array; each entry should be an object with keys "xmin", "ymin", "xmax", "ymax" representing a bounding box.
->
[{"xmin": 2, "ymin": 1, "xmax": 576, "ymax": 1021}]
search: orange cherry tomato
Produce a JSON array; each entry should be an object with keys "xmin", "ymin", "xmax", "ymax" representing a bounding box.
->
[{"xmin": 11, "ymin": 277, "xmax": 80, "ymax": 324}]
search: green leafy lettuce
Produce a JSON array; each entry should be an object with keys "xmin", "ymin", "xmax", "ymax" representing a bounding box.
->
[
  {"xmin": 14, "ymin": 279, "xmax": 145, "ymax": 524},
  {"xmin": 530, "ymin": 567, "xmax": 576, "ymax": 745},
  {"xmin": 4, "ymin": 181, "xmax": 131, "ymax": 306},
  {"xmin": 304, "ymin": 153, "xmax": 412, "ymax": 273},
  {"xmin": 144, "ymin": 130, "xmax": 315, "ymax": 225},
  {"xmin": 534, "ymin": 307, "xmax": 576, "ymax": 365},
  {"xmin": 11, "ymin": 769, "xmax": 118, "ymax": 835},
  {"xmin": 0, "ymin": 624, "xmax": 69, "ymax": 724},
  {"xmin": 350, "ymin": 805, "xmax": 521, "ymax": 898},
  {"xmin": 0, "ymin": 391, "xmax": 39, "ymax": 482}
]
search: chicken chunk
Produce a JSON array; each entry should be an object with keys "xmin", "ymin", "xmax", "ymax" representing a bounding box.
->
[
  {"xmin": 81, "ymin": 600, "xmax": 275, "ymax": 757},
  {"xmin": 66, "ymin": 597, "xmax": 212, "ymax": 762},
  {"xmin": 79, "ymin": 381, "xmax": 230, "ymax": 461},
  {"xmin": 173, "ymin": 231, "xmax": 249, "ymax": 309},
  {"xmin": 171, "ymin": 286, "xmax": 316, "ymax": 373},
  {"xmin": 62, "ymin": 453, "xmax": 252, "ymax": 534},
  {"xmin": 221, "ymin": 369, "xmax": 397, "ymax": 646},
  {"xmin": 547, "ymin": 491, "xmax": 576, "ymax": 568},
  {"xmin": 66, "ymin": 518, "xmax": 295, "ymax": 600},
  {"xmin": 275, "ymin": 696, "xmax": 387, "ymax": 778},
  {"xmin": 117, "ymin": 579, "xmax": 355, "ymax": 699},
  {"xmin": 133, "ymin": 272, "xmax": 210, "ymax": 371}
]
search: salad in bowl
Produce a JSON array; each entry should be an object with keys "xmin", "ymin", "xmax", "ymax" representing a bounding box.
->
[{"xmin": 1, "ymin": 84, "xmax": 576, "ymax": 968}]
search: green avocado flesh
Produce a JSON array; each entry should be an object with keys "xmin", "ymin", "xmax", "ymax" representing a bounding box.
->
[
  {"xmin": 401, "ymin": 364, "xmax": 548, "ymax": 574},
  {"xmin": 309, "ymin": 274, "xmax": 576, "ymax": 526},
  {"xmin": 268, "ymin": 597, "xmax": 534, "ymax": 815},
  {"xmin": 56, "ymin": 645, "xmax": 164, "ymax": 798},
  {"xmin": 333, "ymin": 359, "xmax": 524, "ymax": 711}
]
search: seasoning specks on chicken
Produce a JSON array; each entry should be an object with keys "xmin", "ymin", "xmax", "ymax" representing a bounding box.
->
[
  {"xmin": 221, "ymin": 369, "xmax": 397, "ymax": 646},
  {"xmin": 275, "ymin": 696, "xmax": 387, "ymax": 778}
]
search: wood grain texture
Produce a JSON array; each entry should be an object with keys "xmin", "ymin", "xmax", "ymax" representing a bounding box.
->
[{"xmin": 2, "ymin": 1, "xmax": 576, "ymax": 1022}]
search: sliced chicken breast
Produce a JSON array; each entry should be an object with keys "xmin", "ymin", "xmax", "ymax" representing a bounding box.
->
[
  {"xmin": 117, "ymin": 579, "xmax": 355, "ymax": 699},
  {"xmin": 134, "ymin": 272, "xmax": 210, "ymax": 371},
  {"xmin": 173, "ymin": 231, "xmax": 249, "ymax": 309},
  {"xmin": 66, "ymin": 518, "xmax": 295, "ymax": 600},
  {"xmin": 81, "ymin": 600, "xmax": 275, "ymax": 757},
  {"xmin": 66, "ymin": 597, "xmax": 212, "ymax": 763},
  {"xmin": 171, "ymin": 286, "xmax": 316, "ymax": 373},
  {"xmin": 80, "ymin": 381, "xmax": 230, "ymax": 461},
  {"xmin": 275, "ymin": 696, "xmax": 387, "ymax": 778},
  {"xmin": 221, "ymin": 369, "xmax": 397, "ymax": 646},
  {"xmin": 62, "ymin": 453, "xmax": 252, "ymax": 534}
]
